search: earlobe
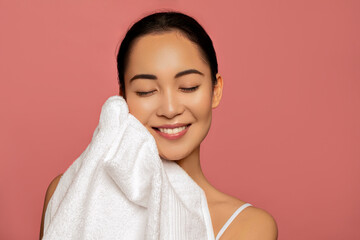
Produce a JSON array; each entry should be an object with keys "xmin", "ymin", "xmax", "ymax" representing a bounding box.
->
[{"xmin": 212, "ymin": 73, "xmax": 223, "ymax": 109}]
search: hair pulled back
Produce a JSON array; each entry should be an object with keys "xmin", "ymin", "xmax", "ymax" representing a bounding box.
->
[{"xmin": 116, "ymin": 10, "xmax": 218, "ymax": 98}]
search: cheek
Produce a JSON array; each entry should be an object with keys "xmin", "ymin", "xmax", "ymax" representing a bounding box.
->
[
  {"xmin": 126, "ymin": 96, "xmax": 156, "ymax": 124},
  {"xmin": 188, "ymin": 88, "xmax": 213, "ymax": 120}
]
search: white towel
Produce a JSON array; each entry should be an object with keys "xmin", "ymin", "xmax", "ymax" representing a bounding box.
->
[{"xmin": 42, "ymin": 95, "xmax": 215, "ymax": 240}]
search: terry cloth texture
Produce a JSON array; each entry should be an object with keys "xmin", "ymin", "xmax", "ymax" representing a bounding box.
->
[{"xmin": 43, "ymin": 95, "xmax": 215, "ymax": 240}]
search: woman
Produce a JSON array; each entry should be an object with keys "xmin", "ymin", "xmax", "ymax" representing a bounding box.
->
[{"xmin": 40, "ymin": 11, "xmax": 278, "ymax": 239}]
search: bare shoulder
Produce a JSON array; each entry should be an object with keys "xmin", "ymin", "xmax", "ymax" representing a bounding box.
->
[
  {"xmin": 209, "ymin": 189, "xmax": 278, "ymax": 240},
  {"xmin": 39, "ymin": 173, "xmax": 63, "ymax": 239},
  {"xmin": 232, "ymin": 203, "xmax": 278, "ymax": 240}
]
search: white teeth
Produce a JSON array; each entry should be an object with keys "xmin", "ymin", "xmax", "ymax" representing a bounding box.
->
[{"xmin": 158, "ymin": 126, "xmax": 186, "ymax": 134}]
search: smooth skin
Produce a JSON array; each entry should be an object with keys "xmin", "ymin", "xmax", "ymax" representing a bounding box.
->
[{"xmin": 40, "ymin": 31, "xmax": 278, "ymax": 239}]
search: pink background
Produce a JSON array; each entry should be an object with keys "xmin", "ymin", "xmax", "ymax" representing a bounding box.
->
[{"xmin": 1, "ymin": 0, "xmax": 359, "ymax": 239}]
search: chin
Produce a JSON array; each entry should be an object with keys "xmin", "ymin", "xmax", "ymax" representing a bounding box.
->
[
  {"xmin": 158, "ymin": 143, "xmax": 199, "ymax": 161},
  {"xmin": 158, "ymin": 151, "xmax": 187, "ymax": 161},
  {"xmin": 159, "ymin": 154, "xmax": 181, "ymax": 161}
]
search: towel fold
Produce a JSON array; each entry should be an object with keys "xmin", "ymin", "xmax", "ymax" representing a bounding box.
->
[{"xmin": 43, "ymin": 95, "xmax": 215, "ymax": 240}]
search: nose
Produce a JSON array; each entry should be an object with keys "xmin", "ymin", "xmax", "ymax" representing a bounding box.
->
[{"xmin": 156, "ymin": 89, "xmax": 184, "ymax": 119}]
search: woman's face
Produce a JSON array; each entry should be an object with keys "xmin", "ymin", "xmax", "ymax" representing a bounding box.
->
[{"xmin": 123, "ymin": 31, "xmax": 222, "ymax": 161}]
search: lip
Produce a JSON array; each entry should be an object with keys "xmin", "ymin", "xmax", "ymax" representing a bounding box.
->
[{"xmin": 152, "ymin": 123, "xmax": 191, "ymax": 140}]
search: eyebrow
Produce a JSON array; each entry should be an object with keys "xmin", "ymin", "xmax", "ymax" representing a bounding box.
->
[{"xmin": 129, "ymin": 69, "xmax": 204, "ymax": 83}]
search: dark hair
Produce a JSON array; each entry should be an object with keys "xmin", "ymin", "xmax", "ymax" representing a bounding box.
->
[{"xmin": 116, "ymin": 10, "xmax": 218, "ymax": 98}]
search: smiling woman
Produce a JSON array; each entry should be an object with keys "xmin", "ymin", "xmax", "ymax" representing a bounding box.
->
[
  {"xmin": 40, "ymin": 11, "xmax": 278, "ymax": 240},
  {"xmin": 115, "ymin": 11, "xmax": 278, "ymax": 239}
]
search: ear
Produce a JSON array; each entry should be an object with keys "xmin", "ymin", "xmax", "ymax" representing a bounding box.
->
[{"xmin": 212, "ymin": 73, "xmax": 223, "ymax": 109}]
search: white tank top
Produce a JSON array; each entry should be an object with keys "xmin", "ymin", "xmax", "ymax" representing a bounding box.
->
[{"xmin": 215, "ymin": 203, "xmax": 252, "ymax": 240}]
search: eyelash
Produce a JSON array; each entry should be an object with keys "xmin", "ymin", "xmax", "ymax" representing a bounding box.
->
[
  {"xmin": 136, "ymin": 86, "xmax": 199, "ymax": 96},
  {"xmin": 181, "ymin": 86, "xmax": 199, "ymax": 92},
  {"xmin": 136, "ymin": 91, "xmax": 155, "ymax": 96}
]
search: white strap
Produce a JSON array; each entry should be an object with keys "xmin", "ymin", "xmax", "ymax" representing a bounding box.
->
[{"xmin": 215, "ymin": 203, "xmax": 252, "ymax": 240}]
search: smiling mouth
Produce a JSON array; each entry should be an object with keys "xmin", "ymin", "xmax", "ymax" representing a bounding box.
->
[{"xmin": 152, "ymin": 124, "xmax": 191, "ymax": 134}]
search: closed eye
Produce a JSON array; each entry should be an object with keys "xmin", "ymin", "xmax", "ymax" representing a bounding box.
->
[
  {"xmin": 135, "ymin": 90, "xmax": 156, "ymax": 96},
  {"xmin": 181, "ymin": 86, "xmax": 199, "ymax": 92}
]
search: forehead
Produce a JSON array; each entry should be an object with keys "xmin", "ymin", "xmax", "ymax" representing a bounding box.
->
[{"xmin": 125, "ymin": 31, "xmax": 209, "ymax": 77}]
